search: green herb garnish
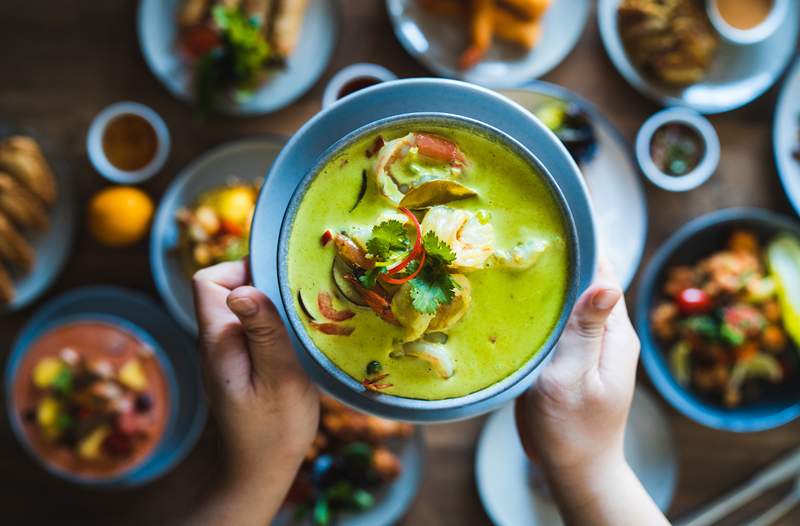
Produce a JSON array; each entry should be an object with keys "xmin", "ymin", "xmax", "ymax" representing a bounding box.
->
[
  {"xmin": 409, "ymin": 232, "xmax": 458, "ymax": 314},
  {"xmin": 365, "ymin": 220, "xmax": 409, "ymax": 261}
]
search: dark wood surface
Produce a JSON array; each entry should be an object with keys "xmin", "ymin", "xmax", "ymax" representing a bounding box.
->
[{"xmin": 1, "ymin": 1, "xmax": 798, "ymax": 525}]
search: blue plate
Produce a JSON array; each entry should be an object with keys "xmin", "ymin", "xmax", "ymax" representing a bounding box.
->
[
  {"xmin": 636, "ymin": 208, "xmax": 800, "ymax": 432},
  {"xmin": 5, "ymin": 286, "xmax": 207, "ymax": 487},
  {"xmin": 151, "ymin": 137, "xmax": 285, "ymax": 335},
  {"xmin": 137, "ymin": 0, "xmax": 340, "ymax": 116}
]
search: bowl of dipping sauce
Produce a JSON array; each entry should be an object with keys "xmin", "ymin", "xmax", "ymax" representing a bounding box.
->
[
  {"xmin": 322, "ymin": 63, "xmax": 397, "ymax": 109},
  {"xmin": 706, "ymin": 0, "xmax": 788, "ymax": 45},
  {"xmin": 636, "ymin": 107, "xmax": 720, "ymax": 193},
  {"xmin": 87, "ymin": 102, "xmax": 170, "ymax": 184}
]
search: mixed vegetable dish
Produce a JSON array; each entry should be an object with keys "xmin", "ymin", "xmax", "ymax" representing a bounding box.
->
[{"xmin": 651, "ymin": 230, "xmax": 800, "ymax": 407}]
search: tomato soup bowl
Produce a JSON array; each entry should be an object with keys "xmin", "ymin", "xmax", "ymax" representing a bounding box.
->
[{"xmin": 276, "ymin": 112, "xmax": 581, "ymax": 422}]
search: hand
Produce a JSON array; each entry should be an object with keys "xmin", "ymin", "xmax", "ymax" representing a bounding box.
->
[
  {"xmin": 515, "ymin": 260, "xmax": 668, "ymax": 526},
  {"xmin": 191, "ymin": 260, "xmax": 319, "ymax": 525}
]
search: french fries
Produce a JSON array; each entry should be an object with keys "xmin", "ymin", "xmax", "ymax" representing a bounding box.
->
[{"xmin": 419, "ymin": 0, "xmax": 552, "ymax": 70}]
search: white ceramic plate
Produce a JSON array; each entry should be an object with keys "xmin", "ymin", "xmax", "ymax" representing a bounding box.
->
[
  {"xmin": 272, "ymin": 429, "xmax": 425, "ymax": 526},
  {"xmin": 137, "ymin": 0, "xmax": 339, "ymax": 116},
  {"xmin": 150, "ymin": 137, "xmax": 284, "ymax": 335},
  {"xmin": 475, "ymin": 387, "xmax": 678, "ymax": 526},
  {"xmin": 774, "ymin": 58, "xmax": 800, "ymax": 217},
  {"xmin": 499, "ymin": 83, "xmax": 647, "ymax": 289},
  {"xmin": 386, "ymin": 0, "xmax": 589, "ymax": 87},
  {"xmin": 598, "ymin": 0, "xmax": 799, "ymax": 114}
]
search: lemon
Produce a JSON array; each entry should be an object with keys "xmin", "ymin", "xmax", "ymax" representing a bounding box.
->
[{"xmin": 88, "ymin": 186, "xmax": 154, "ymax": 247}]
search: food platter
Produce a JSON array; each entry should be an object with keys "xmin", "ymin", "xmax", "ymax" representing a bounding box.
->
[
  {"xmin": 774, "ymin": 58, "xmax": 800, "ymax": 217},
  {"xmin": 475, "ymin": 388, "xmax": 677, "ymax": 525},
  {"xmin": 5, "ymin": 286, "xmax": 206, "ymax": 488},
  {"xmin": 137, "ymin": 0, "xmax": 339, "ymax": 116},
  {"xmin": 250, "ymin": 78, "xmax": 597, "ymax": 421},
  {"xmin": 498, "ymin": 82, "xmax": 648, "ymax": 289},
  {"xmin": 151, "ymin": 136, "xmax": 285, "ymax": 335},
  {"xmin": 386, "ymin": 0, "xmax": 590, "ymax": 87},
  {"xmin": 597, "ymin": 0, "xmax": 799, "ymax": 114}
]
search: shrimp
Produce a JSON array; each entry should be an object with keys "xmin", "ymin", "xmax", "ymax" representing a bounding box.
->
[
  {"xmin": 421, "ymin": 206, "xmax": 495, "ymax": 270},
  {"xmin": 428, "ymin": 274, "xmax": 471, "ymax": 332}
]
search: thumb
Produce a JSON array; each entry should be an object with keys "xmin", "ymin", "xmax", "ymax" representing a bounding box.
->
[{"xmin": 226, "ymin": 286, "xmax": 296, "ymax": 380}]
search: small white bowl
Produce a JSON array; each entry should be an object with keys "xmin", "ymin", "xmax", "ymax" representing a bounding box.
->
[
  {"xmin": 636, "ymin": 108, "xmax": 720, "ymax": 193},
  {"xmin": 706, "ymin": 0, "xmax": 788, "ymax": 46},
  {"xmin": 87, "ymin": 101, "xmax": 170, "ymax": 184},
  {"xmin": 322, "ymin": 63, "xmax": 397, "ymax": 109}
]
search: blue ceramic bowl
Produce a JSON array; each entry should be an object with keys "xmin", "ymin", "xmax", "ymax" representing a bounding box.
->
[
  {"xmin": 636, "ymin": 208, "xmax": 800, "ymax": 432},
  {"xmin": 5, "ymin": 286, "xmax": 207, "ymax": 488}
]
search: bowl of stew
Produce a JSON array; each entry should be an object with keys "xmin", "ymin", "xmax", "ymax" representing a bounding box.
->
[
  {"xmin": 636, "ymin": 208, "xmax": 800, "ymax": 432},
  {"xmin": 276, "ymin": 112, "xmax": 580, "ymax": 422}
]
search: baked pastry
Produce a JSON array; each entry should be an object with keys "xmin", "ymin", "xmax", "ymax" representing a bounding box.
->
[
  {"xmin": 0, "ymin": 211, "xmax": 35, "ymax": 272},
  {"xmin": 0, "ymin": 172, "xmax": 49, "ymax": 231},
  {"xmin": 0, "ymin": 136, "xmax": 57, "ymax": 206}
]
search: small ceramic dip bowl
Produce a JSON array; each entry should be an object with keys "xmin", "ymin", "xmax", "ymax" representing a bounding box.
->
[
  {"xmin": 87, "ymin": 102, "xmax": 170, "ymax": 184},
  {"xmin": 636, "ymin": 108, "xmax": 720, "ymax": 193},
  {"xmin": 322, "ymin": 63, "xmax": 398, "ymax": 109},
  {"xmin": 706, "ymin": 0, "xmax": 788, "ymax": 46}
]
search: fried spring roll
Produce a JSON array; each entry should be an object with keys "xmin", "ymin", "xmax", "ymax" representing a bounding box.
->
[
  {"xmin": 272, "ymin": 0, "xmax": 310, "ymax": 57},
  {"xmin": 494, "ymin": 8, "xmax": 541, "ymax": 49},
  {"xmin": 459, "ymin": 0, "xmax": 494, "ymax": 70},
  {"xmin": 0, "ymin": 212, "xmax": 34, "ymax": 272},
  {"xmin": 0, "ymin": 173, "xmax": 49, "ymax": 231},
  {"xmin": 177, "ymin": 0, "xmax": 210, "ymax": 27},
  {"xmin": 0, "ymin": 262, "xmax": 14, "ymax": 304},
  {"xmin": 0, "ymin": 136, "xmax": 57, "ymax": 206}
]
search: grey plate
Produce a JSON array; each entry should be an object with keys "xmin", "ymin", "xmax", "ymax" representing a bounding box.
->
[
  {"xmin": 598, "ymin": 0, "xmax": 799, "ymax": 114},
  {"xmin": 0, "ymin": 129, "xmax": 76, "ymax": 315},
  {"xmin": 249, "ymin": 78, "xmax": 597, "ymax": 421},
  {"xmin": 386, "ymin": 0, "xmax": 589, "ymax": 87},
  {"xmin": 137, "ymin": 0, "xmax": 339, "ymax": 116},
  {"xmin": 150, "ymin": 137, "xmax": 285, "ymax": 335},
  {"xmin": 499, "ymin": 82, "xmax": 648, "ymax": 289},
  {"xmin": 774, "ymin": 58, "xmax": 800, "ymax": 216},
  {"xmin": 475, "ymin": 387, "xmax": 677, "ymax": 526},
  {"xmin": 272, "ymin": 428, "xmax": 425, "ymax": 526},
  {"xmin": 5, "ymin": 286, "xmax": 206, "ymax": 488}
]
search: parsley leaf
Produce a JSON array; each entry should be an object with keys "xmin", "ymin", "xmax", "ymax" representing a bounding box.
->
[{"xmin": 366, "ymin": 220, "xmax": 409, "ymax": 261}]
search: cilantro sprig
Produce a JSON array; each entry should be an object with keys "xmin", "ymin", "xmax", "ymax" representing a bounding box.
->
[{"xmin": 365, "ymin": 220, "xmax": 409, "ymax": 261}]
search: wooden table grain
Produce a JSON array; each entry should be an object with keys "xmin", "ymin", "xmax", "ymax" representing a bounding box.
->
[{"xmin": 1, "ymin": 1, "xmax": 798, "ymax": 525}]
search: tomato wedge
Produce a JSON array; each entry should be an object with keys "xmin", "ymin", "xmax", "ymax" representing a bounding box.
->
[
  {"xmin": 381, "ymin": 251, "xmax": 426, "ymax": 285},
  {"xmin": 387, "ymin": 208, "xmax": 423, "ymax": 275}
]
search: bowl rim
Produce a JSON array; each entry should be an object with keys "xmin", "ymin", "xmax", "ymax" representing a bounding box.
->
[
  {"xmin": 276, "ymin": 111, "xmax": 580, "ymax": 416},
  {"xmin": 706, "ymin": 0, "xmax": 789, "ymax": 46},
  {"xmin": 635, "ymin": 207, "xmax": 800, "ymax": 432}
]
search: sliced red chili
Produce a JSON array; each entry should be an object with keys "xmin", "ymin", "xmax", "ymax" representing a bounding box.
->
[
  {"xmin": 317, "ymin": 291, "xmax": 355, "ymax": 321},
  {"xmin": 387, "ymin": 208, "xmax": 423, "ymax": 275},
  {"xmin": 320, "ymin": 229, "xmax": 333, "ymax": 246}
]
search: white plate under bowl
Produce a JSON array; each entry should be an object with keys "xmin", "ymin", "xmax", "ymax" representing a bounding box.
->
[
  {"xmin": 499, "ymin": 83, "xmax": 648, "ymax": 289},
  {"xmin": 386, "ymin": 0, "xmax": 590, "ymax": 88},
  {"xmin": 475, "ymin": 387, "xmax": 678, "ymax": 526},
  {"xmin": 774, "ymin": 58, "xmax": 800, "ymax": 217},
  {"xmin": 137, "ymin": 0, "xmax": 339, "ymax": 116},
  {"xmin": 150, "ymin": 137, "xmax": 284, "ymax": 335},
  {"xmin": 597, "ymin": 0, "xmax": 799, "ymax": 114}
]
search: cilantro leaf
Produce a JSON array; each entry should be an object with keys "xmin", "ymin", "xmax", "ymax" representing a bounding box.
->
[
  {"xmin": 423, "ymin": 231, "xmax": 456, "ymax": 266},
  {"xmin": 410, "ymin": 265, "xmax": 457, "ymax": 314},
  {"xmin": 359, "ymin": 267, "xmax": 385, "ymax": 288},
  {"xmin": 366, "ymin": 220, "xmax": 409, "ymax": 261}
]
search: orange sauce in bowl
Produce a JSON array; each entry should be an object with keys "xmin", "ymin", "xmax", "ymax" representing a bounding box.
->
[
  {"xmin": 102, "ymin": 114, "xmax": 158, "ymax": 171},
  {"xmin": 715, "ymin": 0, "xmax": 774, "ymax": 29}
]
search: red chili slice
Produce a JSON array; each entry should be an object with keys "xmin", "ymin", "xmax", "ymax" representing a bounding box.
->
[
  {"xmin": 311, "ymin": 322, "xmax": 355, "ymax": 336},
  {"xmin": 416, "ymin": 134, "xmax": 466, "ymax": 165},
  {"xmin": 381, "ymin": 251, "xmax": 426, "ymax": 285},
  {"xmin": 320, "ymin": 229, "xmax": 333, "ymax": 246},
  {"xmin": 317, "ymin": 291, "xmax": 355, "ymax": 321},
  {"xmin": 387, "ymin": 208, "xmax": 423, "ymax": 275}
]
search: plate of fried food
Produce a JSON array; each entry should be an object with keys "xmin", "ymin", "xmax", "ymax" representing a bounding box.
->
[
  {"xmin": 774, "ymin": 58, "xmax": 800, "ymax": 217},
  {"xmin": 138, "ymin": 0, "xmax": 339, "ymax": 115},
  {"xmin": 150, "ymin": 136, "xmax": 283, "ymax": 335},
  {"xmin": 0, "ymin": 133, "xmax": 75, "ymax": 314},
  {"xmin": 386, "ymin": 0, "xmax": 590, "ymax": 87},
  {"xmin": 274, "ymin": 396, "xmax": 423, "ymax": 526},
  {"xmin": 598, "ymin": 0, "xmax": 799, "ymax": 114}
]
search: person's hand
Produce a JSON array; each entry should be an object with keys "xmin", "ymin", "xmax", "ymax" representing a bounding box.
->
[
  {"xmin": 190, "ymin": 260, "xmax": 319, "ymax": 525},
  {"xmin": 515, "ymin": 260, "xmax": 668, "ymax": 526}
]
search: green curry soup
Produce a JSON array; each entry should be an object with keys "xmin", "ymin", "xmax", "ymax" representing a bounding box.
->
[{"xmin": 287, "ymin": 124, "xmax": 570, "ymax": 400}]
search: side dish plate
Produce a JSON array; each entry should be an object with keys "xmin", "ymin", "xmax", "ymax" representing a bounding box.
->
[{"xmin": 774, "ymin": 58, "xmax": 800, "ymax": 217}]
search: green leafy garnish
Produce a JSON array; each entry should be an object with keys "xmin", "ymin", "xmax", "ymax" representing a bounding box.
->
[
  {"xmin": 422, "ymin": 231, "xmax": 456, "ymax": 265},
  {"xmin": 358, "ymin": 267, "xmax": 386, "ymax": 288},
  {"xmin": 409, "ymin": 232, "xmax": 458, "ymax": 314},
  {"xmin": 366, "ymin": 220, "xmax": 409, "ymax": 261},
  {"xmin": 681, "ymin": 315, "xmax": 719, "ymax": 341},
  {"xmin": 51, "ymin": 368, "xmax": 73, "ymax": 395}
]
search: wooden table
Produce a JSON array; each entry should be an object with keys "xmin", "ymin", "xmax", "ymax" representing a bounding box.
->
[{"xmin": 1, "ymin": 1, "xmax": 798, "ymax": 524}]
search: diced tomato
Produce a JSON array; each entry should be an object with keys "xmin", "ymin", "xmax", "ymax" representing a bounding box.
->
[
  {"xmin": 310, "ymin": 321, "xmax": 355, "ymax": 336},
  {"xmin": 415, "ymin": 134, "xmax": 466, "ymax": 165},
  {"xmin": 676, "ymin": 288, "xmax": 712, "ymax": 315},
  {"xmin": 317, "ymin": 292, "xmax": 355, "ymax": 321},
  {"xmin": 320, "ymin": 229, "xmax": 333, "ymax": 246},
  {"xmin": 180, "ymin": 25, "xmax": 219, "ymax": 59}
]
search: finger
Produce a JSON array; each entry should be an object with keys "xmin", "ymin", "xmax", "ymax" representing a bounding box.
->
[
  {"xmin": 514, "ymin": 393, "xmax": 540, "ymax": 463},
  {"xmin": 598, "ymin": 293, "xmax": 641, "ymax": 382},
  {"xmin": 193, "ymin": 261, "xmax": 247, "ymax": 345},
  {"xmin": 226, "ymin": 286, "xmax": 298, "ymax": 382},
  {"xmin": 193, "ymin": 260, "xmax": 249, "ymax": 291}
]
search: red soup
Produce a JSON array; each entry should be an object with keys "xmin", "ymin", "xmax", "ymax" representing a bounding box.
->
[{"xmin": 12, "ymin": 320, "xmax": 171, "ymax": 479}]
